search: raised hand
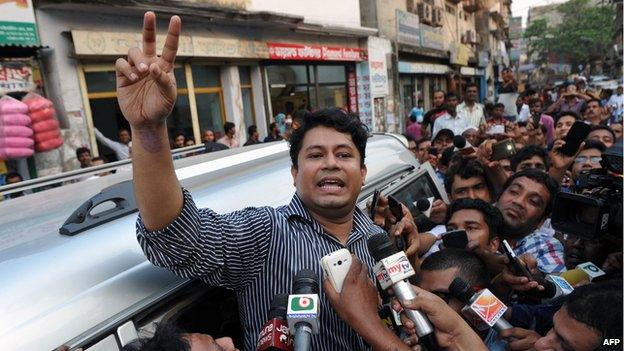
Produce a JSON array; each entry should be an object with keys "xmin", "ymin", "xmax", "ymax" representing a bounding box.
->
[{"xmin": 116, "ymin": 12, "xmax": 180, "ymax": 128}]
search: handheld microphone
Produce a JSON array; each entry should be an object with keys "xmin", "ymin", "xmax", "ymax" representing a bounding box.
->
[
  {"xmin": 257, "ymin": 294, "xmax": 293, "ymax": 351},
  {"xmin": 453, "ymin": 135, "xmax": 476, "ymax": 155},
  {"xmin": 573, "ymin": 262, "xmax": 606, "ymax": 281},
  {"xmin": 448, "ymin": 278, "xmax": 512, "ymax": 333},
  {"xmin": 287, "ymin": 270, "xmax": 319, "ymax": 351},
  {"xmin": 367, "ymin": 234, "xmax": 439, "ymax": 351},
  {"xmin": 414, "ymin": 197, "xmax": 437, "ymax": 232}
]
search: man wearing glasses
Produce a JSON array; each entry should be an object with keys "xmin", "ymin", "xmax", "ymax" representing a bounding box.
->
[{"xmin": 570, "ymin": 140, "xmax": 606, "ymax": 183}]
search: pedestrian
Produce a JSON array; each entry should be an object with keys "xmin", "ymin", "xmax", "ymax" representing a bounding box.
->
[
  {"xmin": 457, "ymin": 83, "xmax": 485, "ymax": 129},
  {"xmin": 243, "ymin": 125, "xmax": 262, "ymax": 146},
  {"xmin": 94, "ymin": 128, "xmax": 131, "ymax": 160},
  {"xmin": 76, "ymin": 147, "xmax": 92, "ymax": 169},
  {"xmin": 217, "ymin": 122, "xmax": 239, "ymax": 148}
]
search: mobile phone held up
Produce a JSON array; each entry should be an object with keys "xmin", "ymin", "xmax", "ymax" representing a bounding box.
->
[
  {"xmin": 558, "ymin": 121, "xmax": 591, "ymax": 157},
  {"xmin": 501, "ymin": 240, "xmax": 534, "ymax": 280},
  {"xmin": 491, "ymin": 139, "xmax": 517, "ymax": 161},
  {"xmin": 369, "ymin": 189, "xmax": 381, "ymax": 221},
  {"xmin": 387, "ymin": 195, "xmax": 406, "ymax": 251},
  {"xmin": 320, "ymin": 249, "xmax": 352, "ymax": 293},
  {"xmin": 441, "ymin": 230, "xmax": 468, "ymax": 249}
]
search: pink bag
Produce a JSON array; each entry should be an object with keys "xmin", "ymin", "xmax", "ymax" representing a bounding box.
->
[
  {"xmin": 0, "ymin": 96, "xmax": 28, "ymax": 114},
  {"xmin": 22, "ymin": 93, "xmax": 54, "ymax": 112},
  {"xmin": 0, "ymin": 147, "xmax": 34, "ymax": 160},
  {"xmin": 29, "ymin": 108, "xmax": 55, "ymax": 124},
  {"xmin": 33, "ymin": 130, "xmax": 60, "ymax": 143},
  {"xmin": 32, "ymin": 119, "xmax": 60, "ymax": 133},
  {"xmin": 0, "ymin": 113, "xmax": 31, "ymax": 126},
  {"xmin": 0, "ymin": 137, "xmax": 35, "ymax": 148},
  {"xmin": 36, "ymin": 137, "xmax": 63, "ymax": 152},
  {"xmin": 0, "ymin": 125, "xmax": 33, "ymax": 138}
]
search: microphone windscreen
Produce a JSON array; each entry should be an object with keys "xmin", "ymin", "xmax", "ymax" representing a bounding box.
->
[
  {"xmin": 268, "ymin": 293, "xmax": 289, "ymax": 319},
  {"xmin": 415, "ymin": 198, "xmax": 431, "ymax": 212},
  {"xmin": 293, "ymin": 269, "xmax": 319, "ymax": 294},
  {"xmin": 453, "ymin": 135, "xmax": 467, "ymax": 149},
  {"xmin": 367, "ymin": 233, "xmax": 397, "ymax": 261},
  {"xmin": 560, "ymin": 269, "xmax": 591, "ymax": 286}
]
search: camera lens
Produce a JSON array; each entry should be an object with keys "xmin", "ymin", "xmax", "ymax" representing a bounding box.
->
[{"xmin": 337, "ymin": 260, "xmax": 342, "ymax": 265}]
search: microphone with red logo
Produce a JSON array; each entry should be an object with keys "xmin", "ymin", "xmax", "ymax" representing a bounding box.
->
[{"xmin": 257, "ymin": 293, "xmax": 293, "ymax": 351}]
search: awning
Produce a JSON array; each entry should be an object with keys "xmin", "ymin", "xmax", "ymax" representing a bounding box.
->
[{"xmin": 0, "ymin": 44, "xmax": 48, "ymax": 58}]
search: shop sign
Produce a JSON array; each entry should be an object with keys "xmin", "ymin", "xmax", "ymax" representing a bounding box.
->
[
  {"xmin": 0, "ymin": 62, "xmax": 33, "ymax": 93},
  {"xmin": 267, "ymin": 43, "xmax": 364, "ymax": 61},
  {"xmin": 72, "ymin": 31, "xmax": 194, "ymax": 57},
  {"xmin": 367, "ymin": 36, "xmax": 390, "ymax": 96},
  {"xmin": 347, "ymin": 68, "xmax": 358, "ymax": 114},
  {"xmin": 396, "ymin": 10, "xmax": 420, "ymax": 47},
  {"xmin": 192, "ymin": 37, "xmax": 268, "ymax": 58},
  {"xmin": 0, "ymin": 0, "xmax": 39, "ymax": 46},
  {"xmin": 398, "ymin": 61, "xmax": 450, "ymax": 75},
  {"xmin": 450, "ymin": 43, "xmax": 469, "ymax": 66},
  {"xmin": 419, "ymin": 24, "xmax": 445, "ymax": 51},
  {"xmin": 356, "ymin": 62, "xmax": 373, "ymax": 130}
]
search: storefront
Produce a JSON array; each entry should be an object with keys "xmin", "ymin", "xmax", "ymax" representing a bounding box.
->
[
  {"xmin": 398, "ymin": 61, "xmax": 450, "ymax": 111},
  {"xmin": 264, "ymin": 43, "xmax": 364, "ymax": 118}
]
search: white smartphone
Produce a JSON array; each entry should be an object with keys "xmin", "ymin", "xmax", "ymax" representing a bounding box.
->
[
  {"xmin": 487, "ymin": 124, "xmax": 505, "ymax": 135},
  {"xmin": 320, "ymin": 249, "xmax": 352, "ymax": 293}
]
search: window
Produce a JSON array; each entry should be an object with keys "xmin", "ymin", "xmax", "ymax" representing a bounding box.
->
[
  {"xmin": 239, "ymin": 66, "xmax": 255, "ymax": 131},
  {"xmin": 83, "ymin": 66, "xmax": 190, "ymax": 160},
  {"xmin": 192, "ymin": 64, "xmax": 225, "ymax": 137}
]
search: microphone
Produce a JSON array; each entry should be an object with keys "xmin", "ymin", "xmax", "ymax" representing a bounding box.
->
[
  {"xmin": 367, "ymin": 234, "xmax": 439, "ymax": 351},
  {"xmin": 453, "ymin": 135, "xmax": 476, "ymax": 155},
  {"xmin": 413, "ymin": 197, "xmax": 437, "ymax": 233},
  {"xmin": 257, "ymin": 294, "xmax": 293, "ymax": 351},
  {"xmin": 448, "ymin": 278, "xmax": 512, "ymax": 333},
  {"xmin": 574, "ymin": 262, "xmax": 606, "ymax": 281},
  {"xmin": 287, "ymin": 270, "xmax": 319, "ymax": 351}
]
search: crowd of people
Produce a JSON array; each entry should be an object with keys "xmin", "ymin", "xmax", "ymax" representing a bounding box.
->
[{"xmin": 59, "ymin": 12, "xmax": 622, "ymax": 351}]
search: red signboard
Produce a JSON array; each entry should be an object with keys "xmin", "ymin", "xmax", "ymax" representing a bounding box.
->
[{"xmin": 267, "ymin": 42, "xmax": 365, "ymax": 62}]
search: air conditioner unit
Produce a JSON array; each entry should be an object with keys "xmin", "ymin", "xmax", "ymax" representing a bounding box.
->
[
  {"xmin": 462, "ymin": 30, "xmax": 478, "ymax": 44},
  {"xmin": 432, "ymin": 7, "xmax": 444, "ymax": 26},
  {"xmin": 406, "ymin": 0, "xmax": 417, "ymax": 13},
  {"xmin": 417, "ymin": 3, "xmax": 433, "ymax": 24}
]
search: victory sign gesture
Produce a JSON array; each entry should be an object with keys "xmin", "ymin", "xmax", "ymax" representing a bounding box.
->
[{"xmin": 116, "ymin": 12, "xmax": 180, "ymax": 127}]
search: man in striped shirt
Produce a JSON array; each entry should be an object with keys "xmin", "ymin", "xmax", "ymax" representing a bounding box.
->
[{"xmin": 115, "ymin": 12, "xmax": 420, "ymax": 351}]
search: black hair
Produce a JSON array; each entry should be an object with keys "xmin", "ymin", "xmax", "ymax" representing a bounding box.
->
[
  {"xmin": 581, "ymin": 139, "xmax": 607, "ymax": 153},
  {"xmin": 589, "ymin": 125, "xmax": 616, "ymax": 142},
  {"xmin": 587, "ymin": 98, "xmax": 601, "ymax": 106},
  {"xmin": 493, "ymin": 103, "xmax": 505, "ymax": 109},
  {"xmin": 269, "ymin": 122, "xmax": 278, "ymax": 131},
  {"xmin": 433, "ymin": 90, "xmax": 446, "ymax": 97},
  {"xmin": 224, "ymin": 122, "xmax": 235, "ymax": 133},
  {"xmin": 247, "ymin": 125, "xmax": 258, "ymax": 136},
  {"xmin": 173, "ymin": 131, "xmax": 185, "ymax": 139},
  {"xmin": 445, "ymin": 92, "xmax": 458, "ymax": 100},
  {"xmin": 563, "ymin": 280, "xmax": 622, "ymax": 349},
  {"xmin": 500, "ymin": 169, "xmax": 559, "ymax": 217},
  {"xmin": 76, "ymin": 147, "xmax": 91, "ymax": 159},
  {"xmin": 510, "ymin": 145, "xmax": 550, "ymax": 172},
  {"xmin": 528, "ymin": 97, "xmax": 542, "ymax": 107},
  {"xmin": 444, "ymin": 158, "xmax": 492, "ymax": 196},
  {"xmin": 415, "ymin": 137, "xmax": 431, "ymax": 148},
  {"xmin": 121, "ymin": 321, "xmax": 190, "ymax": 351},
  {"xmin": 288, "ymin": 108, "xmax": 368, "ymax": 169},
  {"xmin": 439, "ymin": 146, "xmax": 455, "ymax": 167},
  {"xmin": 555, "ymin": 110, "xmax": 580, "ymax": 123},
  {"xmin": 447, "ymin": 198, "xmax": 503, "ymax": 240},
  {"xmin": 5, "ymin": 171, "xmax": 22, "ymax": 181},
  {"xmin": 420, "ymin": 248, "xmax": 490, "ymax": 288},
  {"xmin": 465, "ymin": 82, "xmax": 479, "ymax": 91}
]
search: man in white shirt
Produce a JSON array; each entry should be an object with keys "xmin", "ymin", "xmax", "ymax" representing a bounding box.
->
[
  {"xmin": 607, "ymin": 86, "xmax": 623, "ymax": 121},
  {"xmin": 94, "ymin": 128, "xmax": 131, "ymax": 160},
  {"xmin": 457, "ymin": 83, "xmax": 485, "ymax": 129},
  {"xmin": 432, "ymin": 93, "xmax": 470, "ymax": 138}
]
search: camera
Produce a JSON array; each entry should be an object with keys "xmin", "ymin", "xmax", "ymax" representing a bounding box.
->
[{"xmin": 551, "ymin": 141, "xmax": 623, "ymax": 240}]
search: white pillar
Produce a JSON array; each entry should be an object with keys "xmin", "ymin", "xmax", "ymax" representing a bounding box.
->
[
  {"xmin": 251, "ymin": 66, "xmax": 268, "ymax": 140},
  {"xmin": 220, "ymin": 65, "xmax": 246, "ymax": 145}
]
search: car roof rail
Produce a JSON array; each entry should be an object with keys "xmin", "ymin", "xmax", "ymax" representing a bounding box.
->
[{"xmin": 59, "ymin": 180, "xmax": 138, "ymax": 236}]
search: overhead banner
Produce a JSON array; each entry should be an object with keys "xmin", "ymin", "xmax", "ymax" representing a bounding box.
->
[
  {"xmin": 367, "ymin": 36, "xmax": 390, "ymax": 95},
  {"xmin": 450, "ymin": 43, "xmax": 469, "ymax": 66},
  {"xmin": 419, "ymin": 24, "xmax": 445, "ymax": 51},
  {"xmin": 267, "ymin": 43, "xmax": 365, "ymax": 61},
  {"xmin": 396, "ymin": 10, "xmax": 420, "ymax": 46},
  {"xmin": 0, "ymin": 0, "xmax": 39, "ymax": 46}
]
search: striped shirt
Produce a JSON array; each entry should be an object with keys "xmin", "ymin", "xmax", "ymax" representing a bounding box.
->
[
  {"xmin": 514, "ymin": 228, "xmax": 566, "ymax": 274},
  {"xmin": 136, "ymin": 188, "xmax": 386, "ymax": 351}
]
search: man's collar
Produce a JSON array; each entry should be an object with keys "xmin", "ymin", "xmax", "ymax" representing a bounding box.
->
[{"xmin": 281, "ymin": 193, "xmax": 373, "ymax": 245}]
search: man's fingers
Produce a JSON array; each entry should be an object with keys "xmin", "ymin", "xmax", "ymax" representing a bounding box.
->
[
  {"xmin": 160, "ymin": 15, "xmax": 181, "ymax": 69},
  {"xmin": 149, "ymin": 63, "xmax": 172, "ymax": 89},
  {"xmin": 128, "ymin": 47, "xmax": 149, "ymax": 73},
  {"xmin": 323, "ymin": 277, "xmax": 339, "ymax": 302},
  {"xmin": 115, "ymin": 58, "xmax": 138, "ymax": 84},
  {"xmin": 142, "ymin": 11, "xmax": 157, "ymax": 57}
]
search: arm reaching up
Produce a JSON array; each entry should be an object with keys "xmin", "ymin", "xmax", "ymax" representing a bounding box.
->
[{"xmin": 115, "ymin": 11, "xmax": 182, "ymax": 230}]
